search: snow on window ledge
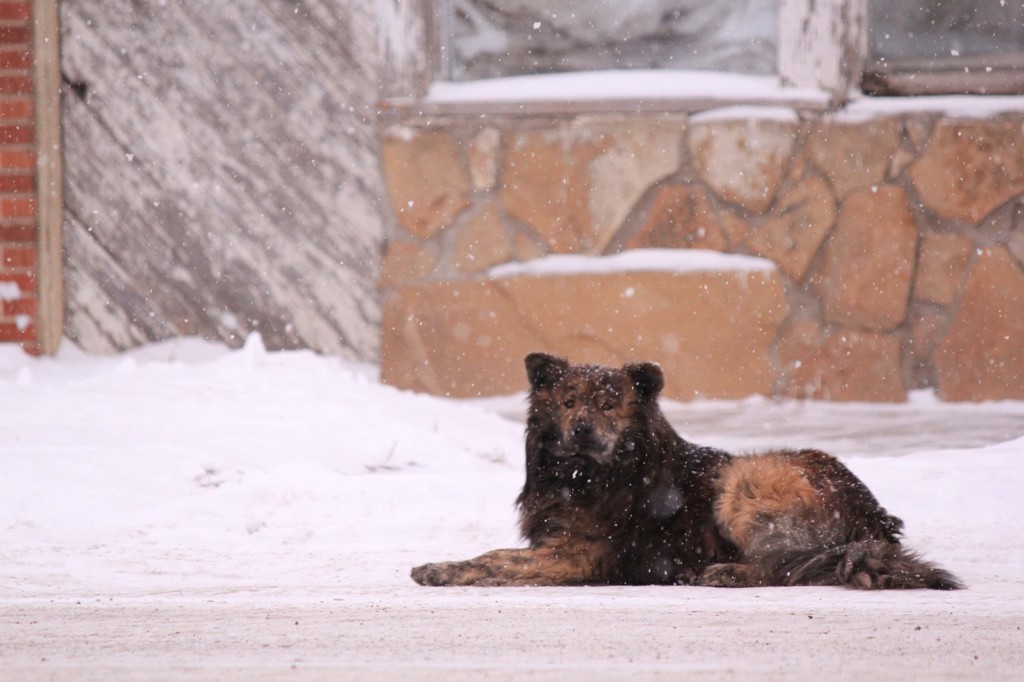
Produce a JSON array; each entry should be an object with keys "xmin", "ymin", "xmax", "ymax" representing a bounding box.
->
[
  {"xmin": 839, "ymin": 94, "xmax": 1024, "ymax": 121},
  {"xmin": 424, "ymin": 69, "xmax": 829, "ymax": 110},
  {"xmin": 384, "ymin": 68, "xmax": 1024, "ymax": 120}
]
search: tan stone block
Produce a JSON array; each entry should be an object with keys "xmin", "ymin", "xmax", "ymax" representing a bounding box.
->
[
  {"xmin": 888, "ymin": 146, "xmax": 917, "ymax": 179},
  {"xmin": 718, "ymin": 207, "xmax": 751, "ymax": 249},
  {"xmin": 468, "ymin": 127, "xmax": 500, "ymax": 192},
  {"xmin": 934, "ymin": 246, "xmax": 1024, "ymax": 400},
  {"xmin": 908, "ymin": 310, "xmax": 946, "ymax": 363},
  {"xmin": 379, "ymin": 239, "xmax": 438, "ymax": 288},
  {"xmin": 909, "ymin": 120, "xmax": 1024, "ymax": 225},
  {"xmin": 787, "ymin": 150, "xmax": 807, "ymax": 183},
  {"xmin": 812, "ymin": 185, "xmax": 918, "ymax": 331},
  {"xmin": 1010, "ymin": 229, "xmax": 1024, "ymax": 267},
  {"xmin": 626, "ymin": 184, "xmax": 726, "ymax": 251},
  {"xmin": 381, "ymin": 128, "xmax": 472, "ymax": 239},
  {"xmin": 688, "ymin": 119, "xmax": 796, "ymax": 214},
  {"xmin": 776, "ymin": 317, "xmax": 825, "ymax": 392},
  {"xmin": 381, "ymin": 269, "xmax": 788, "ymax": 400},
  {"xmin": 746, "ymin": 175, "xmax": 836, "ymax": 282},
  {"xmin": 451, "ymin": 201, "xmax": 512, "ymax": 274},
  {"xmin": 586, "ymin": 119, "xmax": 682, "ymax": 252},
  {"xmin": 779, "ymin": 324, "xmax": 906, "ymax": 402},
  {"xmin": 499, "ymin": 127, "xmax": 606, "ymax": 253},
  {"xmin": 805, "ymin": 119, "xmax": 902, "ymax": 198},
  {"xmin": 905, "ymin": 117, "xmax": 934, "ymax": 151},
  {"xmin": 511, "ymin": 231, "xmax": 548, "ymax": 263},
  {"xmin": 913, "ymin": 231, "xmax": 974, "ymax": 305},
  {"xmin": 907, "ymin": 310, "xmax": 947, "ymax": 389},
  {"xmin": 499, "ymin": 121, "xmax": 681, "ymax": 254}
]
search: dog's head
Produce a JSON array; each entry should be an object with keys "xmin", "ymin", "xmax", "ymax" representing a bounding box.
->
[{"xmin": 525, "ymin": 352, "xmax": 664, "ymax": 465}]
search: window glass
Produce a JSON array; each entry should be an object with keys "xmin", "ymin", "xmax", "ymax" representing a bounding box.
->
[
  {"xmin": 447, "ymin": 0, "xmax": 777, "ymax": 81},
  {"xmin": 871, "ymin": 0, "xmax": 1024, "ymax": 65}
]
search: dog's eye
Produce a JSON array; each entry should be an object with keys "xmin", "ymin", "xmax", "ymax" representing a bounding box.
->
[
  {"xmin": 563, "ymin": 398, "xmax": 575, "ymax": 409},
  {"xmin": 600, "ymin": 400, "xmax": 615, "ymax": 411}
]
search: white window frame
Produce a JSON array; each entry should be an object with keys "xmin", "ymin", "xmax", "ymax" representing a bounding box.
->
[{"xmin": 377, "ymin": 0, "xmax": 869, "ymax": 113}]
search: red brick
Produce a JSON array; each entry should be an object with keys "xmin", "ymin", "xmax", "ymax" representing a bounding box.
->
[
  {"xmin": 0, "ymin": 271, "xmax": 35, "ymax": 291},
  {"xmin": 0, "ymin": 147, "xmax": 35, "ymax": 169},
  {"xmin": 0, "ymin": 3, "xmax": 30, "ymax": 22},
  {"xmin": 0, "ymin": 196, "xmax": 33, "ymax": 218},
  {"xmin": 1, "ymin": 293, "xmax": 33, "ymax": 317},
  {"xmin": 1, "ymin": 244, "xmax": 34, "ymax": 268},
  {"xmin": 0, "ymin": 75, "xmax": 31, "ymax": 94},
  {"xmin": 0, "ymin": 26, "xmax": 31, "ymax": 45},
  {"xmin": 0, "ymin": 96, "xmax": 31, "ymax": 119},
  {"xmin": 0, "ymin": 123, "xmax": 32, "ymax": 142},
  {"xmin": 0, "ymin": 173, "xmax": 33, "ymax": 192},
  {"xmin": 0, "ymin": 222, "xmax": 34, "ymax": 241},
  {"xmin": 0, "ymin": 321, "xmax": 34, "ymax": 343},
  {"xmin": 0, "ymin": 48, "xmax": 30, "ymax": 69}
]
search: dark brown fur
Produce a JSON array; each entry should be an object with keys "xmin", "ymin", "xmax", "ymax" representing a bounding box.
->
[{"xmin": 411, "ymin": 354, "xmax": 963, "ymax": 590}]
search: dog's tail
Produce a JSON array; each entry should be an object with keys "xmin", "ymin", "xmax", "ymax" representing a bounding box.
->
[{"xmin": 770, "ymin": 540, "xmax": 964, "ymax": 590}]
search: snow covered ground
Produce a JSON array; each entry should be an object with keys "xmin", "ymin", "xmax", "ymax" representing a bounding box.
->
[{"xmin": 2, "ymin": 338, "xmax": 1023, "ymax": 680}]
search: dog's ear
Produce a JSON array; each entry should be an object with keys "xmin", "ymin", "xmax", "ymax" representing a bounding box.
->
[
  {"xmin": 525, "ymin": 353, "xmax": 569, "ymax": 391},
  {"xmin": 624, "ymin": 362, "xmax": 664, "ymax": 401}
]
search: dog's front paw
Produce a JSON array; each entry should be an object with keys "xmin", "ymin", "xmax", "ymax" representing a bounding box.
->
[
  {"xmin": 411, "ymin": 561, "xmax": 463, "ymax": 586},
  {"xmin": 697, "ymin": 563, "xmax": 748, "ymax": 587},
  {"xmin": 673, "ymin": 567, "xmax": 702, "ymax": 586}
]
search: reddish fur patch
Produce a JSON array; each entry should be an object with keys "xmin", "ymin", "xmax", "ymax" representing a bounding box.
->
[{"xmin": 713, "ymin": 452, "xmax": 829, "ymax": 549}]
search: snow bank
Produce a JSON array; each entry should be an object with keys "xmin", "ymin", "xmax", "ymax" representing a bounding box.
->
[{"xmin": 1, "ymin": 337, "xmax": 1022, "ymax": 599}]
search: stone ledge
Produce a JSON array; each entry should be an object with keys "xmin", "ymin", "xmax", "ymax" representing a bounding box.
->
[{"xmin": 381, "ymin": 265, "xmax": 788, "ymax": 400}]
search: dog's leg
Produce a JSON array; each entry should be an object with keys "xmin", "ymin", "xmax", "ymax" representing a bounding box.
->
[{"xmin": 411, "ymin": 545, "xmax": 597, "ymax": 586}]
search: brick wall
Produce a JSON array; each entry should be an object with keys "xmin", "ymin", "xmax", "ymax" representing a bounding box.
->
[{"xmin": 0, "ymin": 0, "xmax": 38, "ymax": 352}]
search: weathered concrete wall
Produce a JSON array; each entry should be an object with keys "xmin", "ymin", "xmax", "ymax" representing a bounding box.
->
[
  {"xmin": 379, "ymin": 112, "xmax": 1024, "ymax": 401},
  {"xmin": 60, "ymin": 0, "xmax": 385, "ymax": 360}
]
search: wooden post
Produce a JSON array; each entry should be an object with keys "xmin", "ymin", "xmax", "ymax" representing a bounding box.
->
[
  {"xmin": 32, "ymin": 0, "xmax": 63, "ymax": 355},
  {"xmin": 778, "ymin": 0, "xmax": 868, "ymax": 101}
]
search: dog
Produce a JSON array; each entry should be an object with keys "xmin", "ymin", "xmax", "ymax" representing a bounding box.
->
[{"xmin": 411, "ymin": 353, "xmax": 962, "ymax": 589}]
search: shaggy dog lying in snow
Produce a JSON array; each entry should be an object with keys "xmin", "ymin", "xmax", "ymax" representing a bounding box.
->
[{"xmin": 412, "ymin": 353, "xmax": 962, "ymax": 590}]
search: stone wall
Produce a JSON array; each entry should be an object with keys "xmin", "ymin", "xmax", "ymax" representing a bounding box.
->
[{"xmin": 379, "ymin": 110, "xmax": 1024, "ymax": 401}]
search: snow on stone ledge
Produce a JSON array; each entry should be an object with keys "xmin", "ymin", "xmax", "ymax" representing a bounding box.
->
[
  {"xmin": 689, "ymin": 105, "xmax": 800, "ymax": 124},
  {"xmin": 839, "ymin": 94, "xmax": 1024, "ymax": 122},
  {"xmin": 427, "ymin": 70, "xmax": 828, "ymax": 106},
  {"xmin": 488, "ymin": 249, "xmax": 777, "ymax": 279}
]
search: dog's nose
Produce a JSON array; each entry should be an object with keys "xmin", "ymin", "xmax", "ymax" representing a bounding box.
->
[{"xmin": 571, "ymin": 421, "xmax": 592, "ymax": 439}]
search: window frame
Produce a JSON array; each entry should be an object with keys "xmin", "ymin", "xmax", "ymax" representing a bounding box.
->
[
  {"xmin": 378, "ymin": 0, "xmax": 856, "ymax": 115},
  {"xmin": 863, "ymin": 54, "xmax": 1024, "ymax": 97},
  {"xmin": 376, "ymin": 0, "xmax": 1023, "ymax": 114},
  {"xmin": 862, "ymin": 0, "xmax": 1024, "ymax": 97}
]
